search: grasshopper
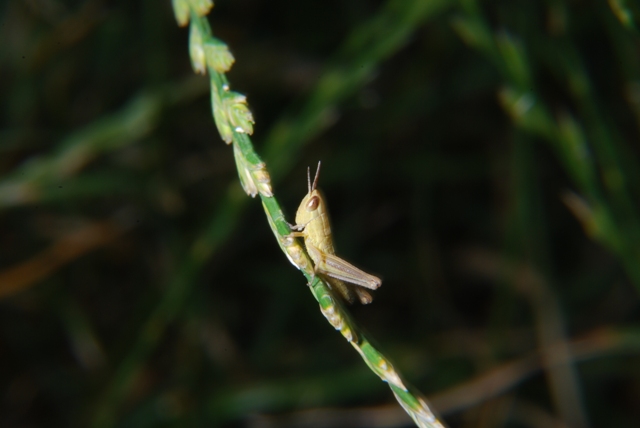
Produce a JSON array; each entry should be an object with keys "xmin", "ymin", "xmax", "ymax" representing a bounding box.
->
[{"xmin": 290, "ymin": 162, "xmax": 381, "ymax": 304}]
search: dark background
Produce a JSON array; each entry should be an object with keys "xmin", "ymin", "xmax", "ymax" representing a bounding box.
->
[{"xmin": 2, "ymin": 0, "xmax": 640, "ymax": 427}]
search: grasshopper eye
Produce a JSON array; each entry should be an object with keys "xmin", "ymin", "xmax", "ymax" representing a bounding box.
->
[{"xmin": 306, "ymin": 196, "xmax": 320, "ymax": 211}]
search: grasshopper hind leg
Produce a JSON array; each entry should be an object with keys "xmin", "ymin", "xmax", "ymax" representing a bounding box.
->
[
  {"xmin": 323, "ymin": 276, "xmax": 357, "ymax": 304},
  {"xmin": 353, "ymin": 287, "xmax": 373, "ymax": 305},
  {"xmin": 321, "ymin": 275, "xmax": 373, "ymax": 305},
  {"xmin": 306, "ymin": 271, "xmax": 357, "ymax": 304}
]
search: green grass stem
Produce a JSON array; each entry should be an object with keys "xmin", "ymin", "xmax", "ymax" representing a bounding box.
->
[{"xmin": 91, "ymin": 1, "xmax": 453, "ymax": 427}]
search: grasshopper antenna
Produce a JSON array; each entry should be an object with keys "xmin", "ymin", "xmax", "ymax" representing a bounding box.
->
[
  {"xmin": 311, "ymin": 161, "xmax": 321, "ymax": 191},
  {"xmin": 307, "ymin": 166, "xmax": 311, "ymax": 194}
]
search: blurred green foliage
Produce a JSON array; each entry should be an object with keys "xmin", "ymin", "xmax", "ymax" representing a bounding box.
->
[{"xmin": 2, "ymin": 0, "xmax": 640, "ymax": 427}]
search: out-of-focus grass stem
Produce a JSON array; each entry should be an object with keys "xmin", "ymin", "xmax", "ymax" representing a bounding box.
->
[{"xmin": 454, "ymin": 0, "xmax": 640, "ymax": 291}]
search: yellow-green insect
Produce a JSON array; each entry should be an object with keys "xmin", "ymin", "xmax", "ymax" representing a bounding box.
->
[{"xmin": 291, "ymin": 162, "xmax": 381, "ymax": 304}]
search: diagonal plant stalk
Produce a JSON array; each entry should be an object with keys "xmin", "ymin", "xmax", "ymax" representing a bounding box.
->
[
  {"xmin": 168, "ymin": 1, "xmax": 448, "ymax": 427},
  {"xmin": 92, "ymin": 0, "xmax": 452, "ymax": 426}
]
